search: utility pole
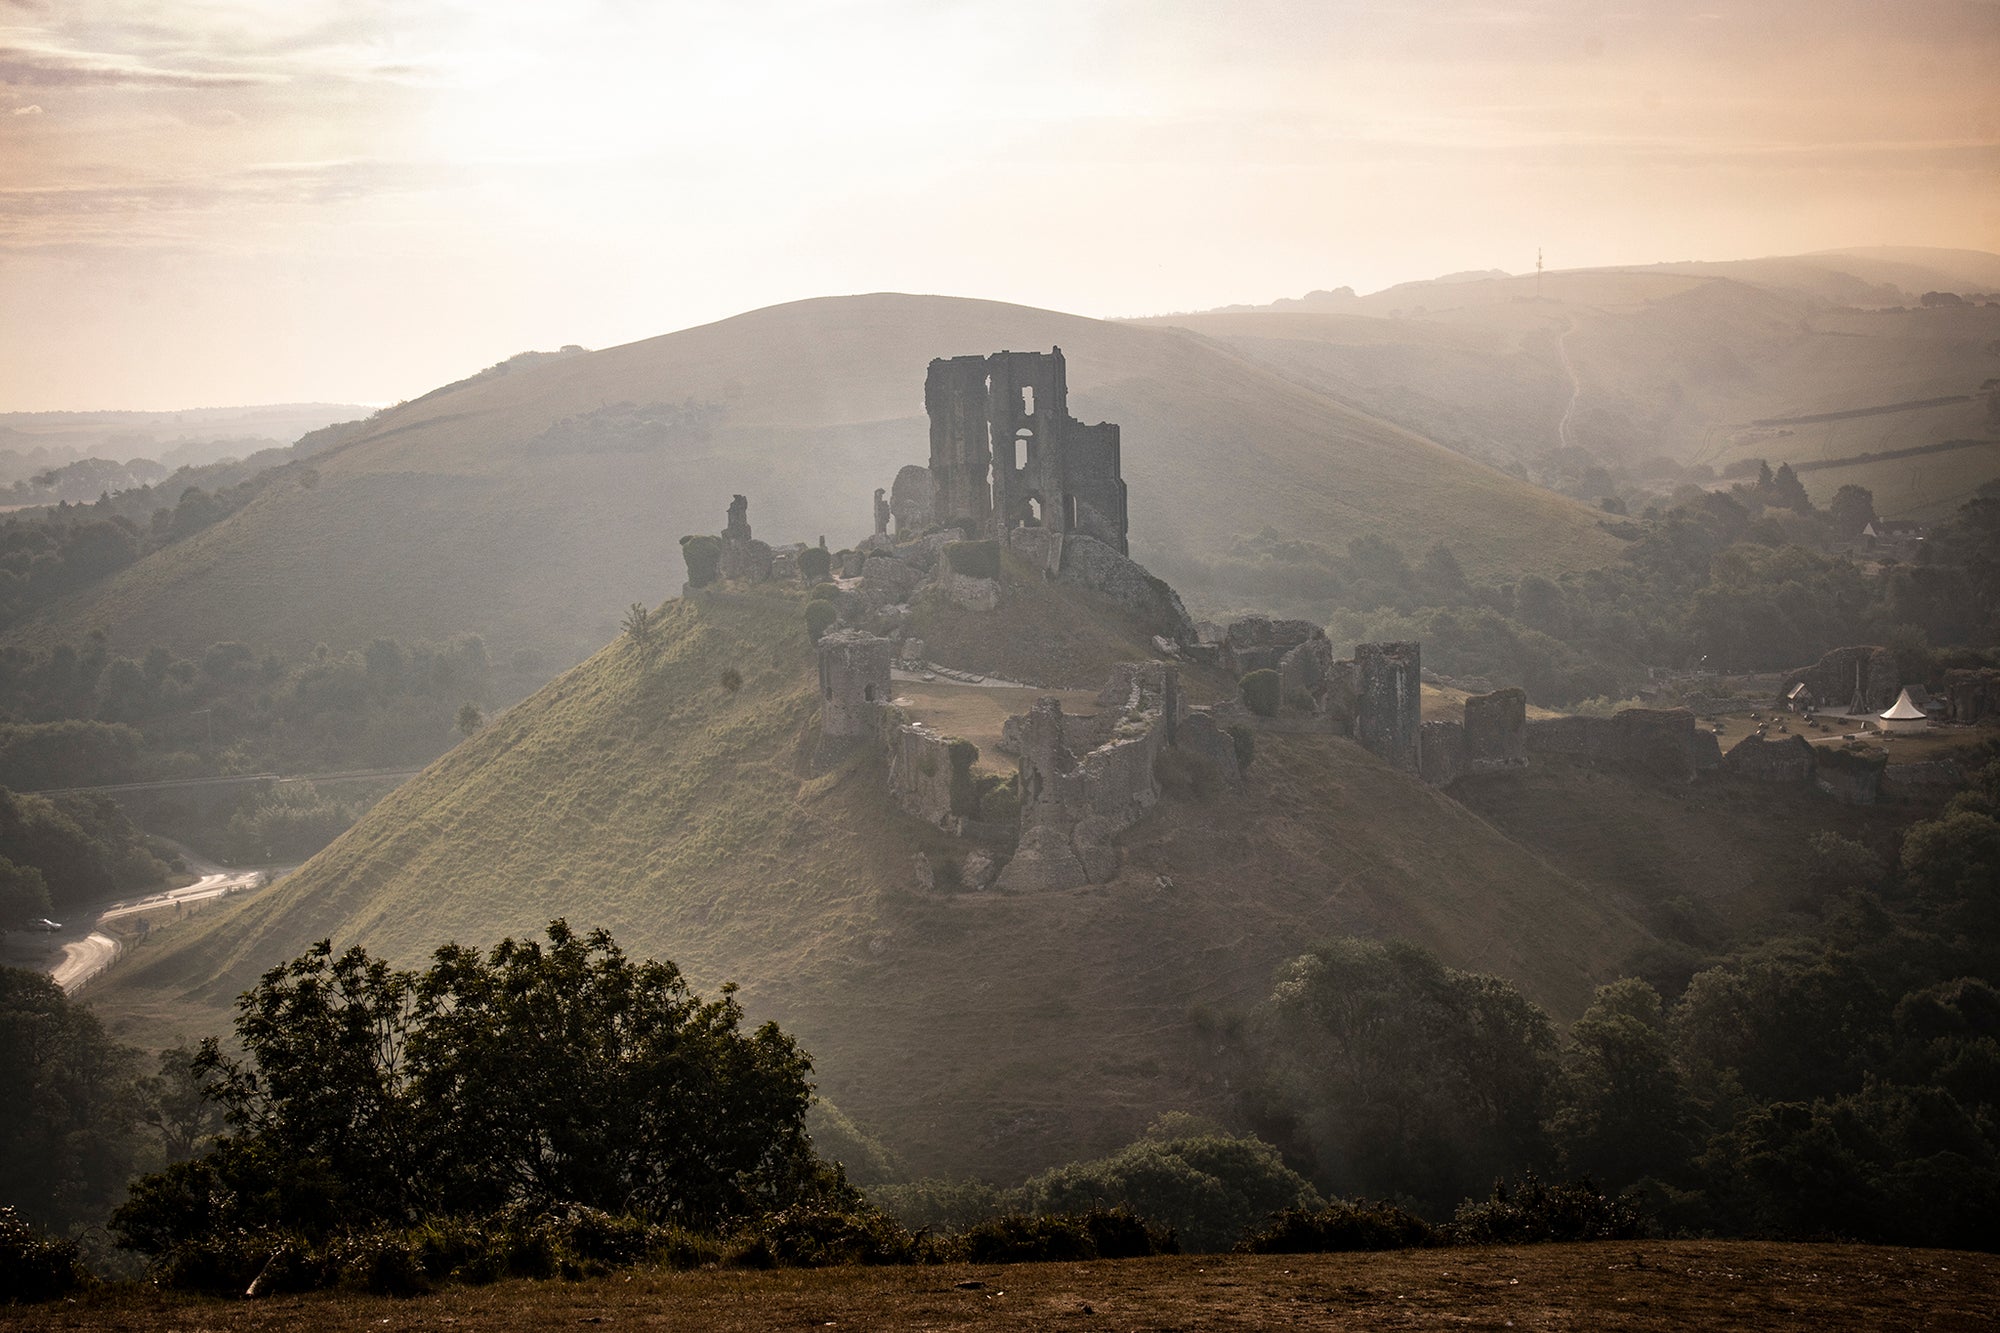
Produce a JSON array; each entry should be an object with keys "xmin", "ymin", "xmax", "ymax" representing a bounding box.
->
[{"xmin": 1536, "ymin": 246, "xmax": 1544, "ymax": 300}]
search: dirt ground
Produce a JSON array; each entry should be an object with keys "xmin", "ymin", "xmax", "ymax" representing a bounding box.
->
[
  {"xmin": 11, "ymin": 1242, "xmax": 1995, "ymax": 1332},
  {"xmin": 890, "ymin": 679, "xmax": 1101, "ymax": 775}
]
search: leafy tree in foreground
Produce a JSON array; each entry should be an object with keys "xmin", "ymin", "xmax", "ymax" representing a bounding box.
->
[
  {"xmin": 113, "ymin": 922, "xmax": 829, "ymax": 1260},
  {"xmin": 0, "ymin": 968, "xmax": 141, "ymax": 1234}
]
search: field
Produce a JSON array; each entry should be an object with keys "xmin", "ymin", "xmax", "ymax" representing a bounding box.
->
[{"xmin": 7, "ymin": 1243, "xmax": 1995, "ymax": 1331}]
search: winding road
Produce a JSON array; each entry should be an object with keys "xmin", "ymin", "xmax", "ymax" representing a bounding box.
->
[{"xmin": 43, "ymin": 856, "xmax": 271, "ymax": 993}]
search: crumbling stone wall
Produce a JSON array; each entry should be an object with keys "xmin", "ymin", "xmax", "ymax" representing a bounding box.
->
[
  {"xmin": 817, "ymin": 629, "xmax": 892, "ymax": 740},
  {"xmin": 994, "ymin": 663, "xmax": 1181, "ymax": 892},
  {"xmin": 1782, "ymin": 645, "xmax": 1900, "ymax": 714},
  {"xmin": 923, "ymin": 346, "xmax": 1128, "ymax": 555},
  {"xmin": 1462, "ymin": 687, "xmax": 1527, "ymax": 768},
  {"xmin": 1221, "ymin": 617, "xmax": 1321, "ymax": 677},
  {"xmin": 1945, "ymin": 667, "xmax": 2000, "ymax": 724},
  {"xmin": 1420, "ymin": 720, "xmax": 1465, "ymax": 787},
  {"xmin": 1355, "ymin": 642, "xmax": 1421, "ymax": 773},
  {"xmin": 1525, "ymin": 707, "xmax": 1702, "ymax": 783},
  {"xmin": 885, "ymin": 719, "xmax": 962, "ymax": 827},
  {"xmin": 1722, "ymin": 733, "xmax": 1816, "ymax": 784},
  {"xmin": 1814, "ymin": 747, "xmax": 1886, "ymax": 804}
]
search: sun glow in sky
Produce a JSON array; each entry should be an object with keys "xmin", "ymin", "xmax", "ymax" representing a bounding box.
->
[{"xmin": 2, "ymin": 0, "xmax": 1997, "ymax": 409}]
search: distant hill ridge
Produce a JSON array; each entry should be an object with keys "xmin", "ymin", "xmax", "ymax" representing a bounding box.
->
[{"xmin": 2, "ymin": 293, "xmax": 1618, "ymax": 670}]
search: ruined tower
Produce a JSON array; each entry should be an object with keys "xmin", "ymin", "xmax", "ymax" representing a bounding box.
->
[
  {"xmin": 817, "ymin": 630, "xmax": 892, "ymax": 739},
  {"xmin": 1355, "ymin": 641, "xmax": 1422, "ymax": 773},
  {"xmin": 923, "ymin": 347, "xmax": 1129, "ymax": 554}
]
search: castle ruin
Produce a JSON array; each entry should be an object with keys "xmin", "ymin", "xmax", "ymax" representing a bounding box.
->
[{"xmin": 925, "ymin": 347, "xmax": 1129, "ymax": 554}]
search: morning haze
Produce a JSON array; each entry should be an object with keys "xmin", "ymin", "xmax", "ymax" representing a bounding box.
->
[{"xmin": 2, "ymin": 1, "xmax": 1999, "ymax": 1326}]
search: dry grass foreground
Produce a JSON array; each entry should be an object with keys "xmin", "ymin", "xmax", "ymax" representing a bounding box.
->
[{"xmin": 8, "ymin": 1244, "xmax": 1997, "ymax": 1331}]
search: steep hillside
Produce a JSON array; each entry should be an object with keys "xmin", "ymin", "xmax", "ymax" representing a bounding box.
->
[
  {"xmin": 92, "ymin": 581, "xmax": 1652, "ymax": 1181},
  {"xmin": 5, "ymin": 294, "xmax": 1618, "ymax": 668}
]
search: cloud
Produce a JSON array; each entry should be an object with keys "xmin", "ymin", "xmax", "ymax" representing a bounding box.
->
[
  {"xmin": 11, "ymin": 101, "xmax": 38, "ymax": 113},
  {"xmin": 0, "ymin": 43, "xmax": 281, "ymax": 88}
]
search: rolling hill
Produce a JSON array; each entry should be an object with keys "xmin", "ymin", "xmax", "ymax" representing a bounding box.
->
[
  {"xmin": 3, "ymin": 294, "xmax": 1620, "ymax": 671},
  {"xmin": 1147, "ymin": 249, "xmax": 2000, "ymax": 513},
  {"xmin": 91, "ymin": 574, "xmax": 1659, "ymax": 1181}
]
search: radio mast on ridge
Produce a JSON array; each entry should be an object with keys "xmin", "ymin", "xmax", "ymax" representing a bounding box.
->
[{"xmin": 1536, "ymin": 246, "xmax": 1544, "ymax": 300}]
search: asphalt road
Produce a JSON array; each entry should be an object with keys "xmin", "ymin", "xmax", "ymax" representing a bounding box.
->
[{"xmin": 38, "ymin": 854, "xmax": 272, "ymax": 994}]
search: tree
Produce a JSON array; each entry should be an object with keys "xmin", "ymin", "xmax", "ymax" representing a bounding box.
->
[
  {"xmin": 1828, "ymin": 485, "xmax": 1877, "ymax": 538},
  {"xmin": 455, "ymin": 702, "xmax": 485, "ymax": 737},
  {"xmin": 0, "ymin": 858, "xmax": 50, "ymax": 930},
  {"xmin": 1551, "ymin": 979, "xmax": 1699, "ymax": 1189},
  {"xmin": 1257, "ymin": 938, "xmax": 1559, "ymax": 1209},
  {"xmin": 622, "ymin": 601, "xmax": 656, "ymax": 649},
  {"xmin": 114, "ymin": 923, "xmax": 828, "ymax": 1257},
  {"xmin": 1019, "ymin": 1123, "xmax": 1321, "ymax": 1252},
  {"xmin": 0, "ymin": 968, "xmax": 141, "ymax": 1233}
]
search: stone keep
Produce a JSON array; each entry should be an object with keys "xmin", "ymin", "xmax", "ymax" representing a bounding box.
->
[
  {"xmin": 817, "ymin": 630, "xmax": 892, "ymax": 739},
  {"xmin": 1355, "ymin": 641, "xmax": 1421, "ymax": 773},
  {"xmin": 924, "ymin": 346, "xmax": 1129, "ymax": 554}
]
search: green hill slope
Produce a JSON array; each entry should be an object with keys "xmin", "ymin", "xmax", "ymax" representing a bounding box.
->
[
  {"xmin": 94, "ymin": 580, "xmax": 1651, "ymax": 1180},
  {"xmin": 6, "ymin": 294, "xmax": 1618, "ymax": 668}
]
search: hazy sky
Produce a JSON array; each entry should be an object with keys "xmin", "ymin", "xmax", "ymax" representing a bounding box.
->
[{"xmin": 3, "ymin": 0, "xmax": 1997, "ymax": 410}]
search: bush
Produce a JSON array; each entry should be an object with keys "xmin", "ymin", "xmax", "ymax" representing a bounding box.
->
[
  {"xmin": 1236, "ymin": 1201, "xmax": 1437, "ymax": 1253},
  {"xmin": 729, "ymin": 1207, "xmax": 920, "ymax": 1268},
  {"xmin": 1445, "ymin": 1175, "xmax": 1646, "ymax": 1245},
  {"xmin": 940, "ymin": 1209, "xmax": 1176, "ymax": 1264},
  {"xmin": 1228, "ymin": 724, "xmax": 1256, "ymax": 771},
  {"xmin": 805, "ymin": 600, "xmax": 839, "ymax": 643},
  {"xmin": 680, "ymin": 534, "xmax": 723, "ymax": 588},
  {"xmin": 809, "ymin": 582, "xmax": 841, "ymax": 602},
  {"xmin": 975, "ymin": 773, "xmax": 1020, "ymax": 824},
  {"xmin": 800, "ymin": 546, "xmax": 832, "ymax": 583},
  {"xmin": 719, "ymin": 667, "xmax": 743, "ymax": 694},
  {"xmin": 0, "ymin": 1207, "xmax": 88, "ymax": 1303},
  {"xmin": 944, "ymin": 539, "xmax": 1000, "ymax": 581},
  {"xmin": 1240, "ymin": 670, "xmax": 1281, "ymax": 717}
]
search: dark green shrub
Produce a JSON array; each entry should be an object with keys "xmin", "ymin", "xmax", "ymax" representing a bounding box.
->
[
  {"xmin": 868, "ymin": 1178, "xmax": 1007, "ymax": 1232},
  {"xmin": 1229, "ymin": 724, "xmax": 1256, "ymax": 771},
  {"xmin": 944, "ymin": 516, "xmax": 979, "ymax": 541},
  {"xmin": 1240, "ymin": 669, "xmax": 1281, "ymax": 717},
  {"xmin": 1444, "ymin": 1175, "xmax": 1646, "ymax": 1245},
  {"xmin": 680, "ymin": 534, "xmax": 723, "ymax": 588},
  {"xmin": 800, "ymin": 546, "xmax": 832, "ymax": 583},
  {"xmin": 976, "ymin": 773, "xmax": 1020, "ymax": 823},
  {"xmin": 731, "ymin": 1207, "xmax": 921, "ymax": 1267},
  {"xmin": 942, "ymin": 1209, "xmax": 1175, "ymax": 1264},
  {"xmin": 0, "ymin": 1207, "xmax": 88, "ymax": 1303},
  {"xmin": 1236, "ymin": 1201, "xmax": 1437, "ymax": 1253},
  {"xmin": 805, "ymin": 600, "xmax": 839, "ymax": 643},
  {"xmin": 944, "ymin": 539, "xmax": 1000, "ymax": 581},
  {"xmin": 720, "ymin": 667, "xmax": 743, "ymax": 694},
  {"xmin": 809, "ymin": 582, "xmax": 841, "ymax": 602}
]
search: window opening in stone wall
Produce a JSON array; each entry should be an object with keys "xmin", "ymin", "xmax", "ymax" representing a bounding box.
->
[
  {"xmin": 1021, "ymin": 385, "xmax": 1035, "ymax": 415},
  {"xmin": 1065, "ymin": 494, "xmax": 1078, "ymax": 529},
  {"xmin": 1028, "ymin": 497, "xmax": 1043, "ymax": 526},
  {"xmin": 864, "ymin": 684, "xmax": 876, "ymax": 701},
  {"xmin": 1015, "ymin": 429, "xmax": 1031, "ymax": 472}
]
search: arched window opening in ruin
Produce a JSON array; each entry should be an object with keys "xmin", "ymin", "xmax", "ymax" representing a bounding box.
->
[
  {"xmin": 1064, "ymin": 494, "xmax": 1078, "ymax": 529},
  {"xmin": 1028, "ymin": 771, "xmax": 1042, "ymax": 802},
  {"xmin": 1021, "ymin": 385, "xmax": 1035, "ymax": 415},
  {"xmin": 1027, "ymin": 497, "xmax": 1043, "ymax": 526},
  {"xmin": 864, "ymin": 683, "xmax": 876, "ymax": 701},
  {"xmin": 1014, "ymin": 428, "xmax": 1031, "ymax": 472}
]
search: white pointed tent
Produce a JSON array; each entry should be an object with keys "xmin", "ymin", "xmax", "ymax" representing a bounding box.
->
[{"xmin": 1878, "ymin": 688, "xmax": 1929, "ymax": 734}]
